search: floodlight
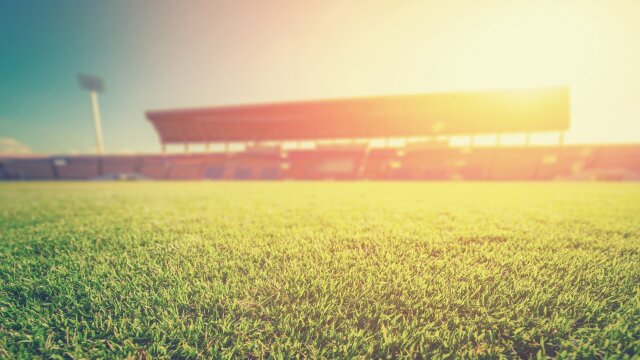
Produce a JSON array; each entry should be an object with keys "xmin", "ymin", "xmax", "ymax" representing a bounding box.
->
[{"xmin": 78, "ymin": 74, "xmax": 105, "ymax": 93}]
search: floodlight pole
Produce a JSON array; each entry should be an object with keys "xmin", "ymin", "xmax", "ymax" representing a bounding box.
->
[
  {"xmin": 78, "ymin": 74, "xmax": 106, "ymax": 155},
  {"xmin": 89, "ymin": 90, "xmax": 105, "ymax": 155}
]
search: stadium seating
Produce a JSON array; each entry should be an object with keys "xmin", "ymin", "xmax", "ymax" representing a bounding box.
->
[
  {"xmin": 360, "ymin": 148, "xmax": 401, "ymax": 180},
  {"xmin": 591, "ymin": 145, "xmax": 640, "ymax": 172},
  {"xmin": 139, "ymin": 156, "xmax": 170, "ymax": 180},
  {"xmin": 536, "ymin": 146, "xmax": 595, "ymax": 180},
  {"xmin": 387, "ymin": 165, "xmax": 418, "ymax": 180},
  {"xmin": 102, "ymin": 156, "xmax": 141, "ymax": 175},
  {"xmin": 259, "ymin": 166, "xmax": 281, "ymax": 180},
  {"xmin": 203, "ymin": 165, "xmax": 227, "ymax": 179},
  {"xmin": 137, "ymin": 87, "xmax": 579, "ymax": 181},
  {"xmin": 283, "ymin": 150, "xmax": 319, "ymax": 179},
  {"xmin": 1, "ymin": 157, "xmax": 55, "ymax": 180},
  {"xmin": 232, "ymin": 167, "xmax": 253, "ymax": 180},
  {"xmin": 168, "ymin": 161, "xmax": 204, "ymax": 180},
  {"xmin": 312, "ymin": 145, "xmax": 367, "ymax": 180},
  {"xmin": 0, "ymin": 163, "xmax": 8, "ymax": 180},
  {"xmin": 55, "ymin": 157, "xmax": 100, "ymax": 180},
  {"xmin": 454, "ymin": 148, "xmax": 494, "ymax": 180},
  {"xmin": 0, "ymin": 143, "xmax": 638, "ymax": 181},
  {"xmin": 487, "ymin": 148, "xmax": 542, "ymax": 180},
  {"xmin": 403, "ymin": 148, "xmax": 456, "ymax": 180}
]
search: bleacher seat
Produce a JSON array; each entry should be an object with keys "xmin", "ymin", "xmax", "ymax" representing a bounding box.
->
[
  {"xmin": 139, "ymin": 157, "xmax": 170, "ymax": 180},
  {"xmin": 203, "ymin": 165, "xmax": 226, "ymax": 179},
  {"xmin": 167, "ymin": 159, "xmax": 203, "ymax": 180},
  {"xmin": 421, "ymin": 165, "xmax": 449, "ymax": 180},
  {"xmin": 233, "ymin": 167, "xmax": 253, "ymax": 180},
  {"xmin": 361, "ymin": 148, "xmax": 400, "ymax": 179},
  {"xmin": 387, "ymin": 166, "xmax": 417, "ymax": 180},
  {"xmin": 296, "ymin": 146, "xmax": 366, "ymax": 179},
  {"xmin": 260, "ymin": 167, "xmax": 281, "ymax": 180},
  {"xmin": 455, "ymin": 148, "xmax": 494, "ymax": 180},
  {"xmin": 55, "ymin": 157, "xmax": 100, "ymax": 180},
  {"xmin": 402, "ymin": 148, "xmax": 454, "ymax": 180},
  {"xmin": 102, "ymin": 156, "xmax": 140, "ymax": 175},
  {"xmin": 591, "ymin": 145, "xmax": 640, "ymax": 172},
  {"xmin": 536, "ymin": 146, "xmax": 595, "ymax": 180},
  {"xmin": 488, "ymin": 148, "xmax": 542, "ymax": 180},
  {"xmin": 230, "ymin": 151, "xmax": 282, "ymax": 180},
  {"xmin": 2, "ymin": 158, "xmax": 55, "ymax": 180},
  {"xmin": 0, "ymin": 163, "xmax": 8, "ymax": 180},
  {"xmin": 284, "ymin": 150, "xmax": 319, "ymax": 180}
]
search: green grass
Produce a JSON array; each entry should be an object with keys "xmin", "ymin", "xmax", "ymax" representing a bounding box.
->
[{"xmin": 1, "ymin": 182, "xmax": 639, "ymax": 359}]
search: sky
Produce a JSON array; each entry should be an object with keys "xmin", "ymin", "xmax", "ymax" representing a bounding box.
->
[{"xmin": 1, "ymin": 0, "xmax": 639, "ymax": 154}]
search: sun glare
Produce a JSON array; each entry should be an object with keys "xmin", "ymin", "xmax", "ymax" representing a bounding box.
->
[
  {"xmin": 408, "ymin": 1, "xmax": 616, "ymax": 90},
  {"xmin": 379, "ymin": 0, "xmax": 637, "ymax": 144}
]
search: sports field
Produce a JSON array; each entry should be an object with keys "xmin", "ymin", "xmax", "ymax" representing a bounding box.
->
[{"xmin": 1, "ymin": 182, "xmax": 639, "ymax": 358}]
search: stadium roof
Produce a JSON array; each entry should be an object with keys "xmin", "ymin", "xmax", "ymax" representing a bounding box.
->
[{"xmin": 146, "ymin": 87, "xmax": 570, "ymax": 143}]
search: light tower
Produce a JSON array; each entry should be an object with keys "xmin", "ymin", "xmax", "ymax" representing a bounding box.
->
[{"xmin": 77, "ymin": 74, "xmax": 106, "ymax": 154}]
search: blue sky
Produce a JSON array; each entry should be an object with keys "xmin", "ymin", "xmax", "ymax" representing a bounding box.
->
[
  {"xmin": 0, "ymin": 1, "xmax": 133, "ymax": 153},
  {"xmin": 1, "ymin": 0, "xmax": 639, "ymax": 154}
]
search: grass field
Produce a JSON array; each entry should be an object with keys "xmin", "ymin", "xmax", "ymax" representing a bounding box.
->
[{"xmin": 1, "ymin": 182, "xmax": 639, "ymax": 359}]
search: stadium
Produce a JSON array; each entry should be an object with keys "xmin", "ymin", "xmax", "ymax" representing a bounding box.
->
[{"xmin": 2, "ymin": 87, "xmax": 639, "ymax": 182}]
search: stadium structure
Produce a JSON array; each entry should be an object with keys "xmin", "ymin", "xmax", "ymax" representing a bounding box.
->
[{"xmin": 1, "ymin": 87, "xmax": 639, "ymax": 181}]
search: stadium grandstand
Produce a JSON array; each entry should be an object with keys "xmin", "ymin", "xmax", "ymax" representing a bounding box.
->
[{"xmin": 1, "ymin": 87, "xmax": 639, "ymax": 181}]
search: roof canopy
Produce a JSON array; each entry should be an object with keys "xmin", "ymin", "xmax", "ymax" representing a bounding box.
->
[{"xmin": 146, "ymin": 87, "xmax": 570, "ymax": 143}]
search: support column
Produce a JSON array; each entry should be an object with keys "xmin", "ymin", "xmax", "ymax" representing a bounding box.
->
[{"xmin": 90, "ymin": 91, "xmax": 105, "ymax": 155}]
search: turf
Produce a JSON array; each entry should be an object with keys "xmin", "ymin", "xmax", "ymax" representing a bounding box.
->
[{"xmin": 1, "ymin": 182, "xmax": 639, "ymax": 359}]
